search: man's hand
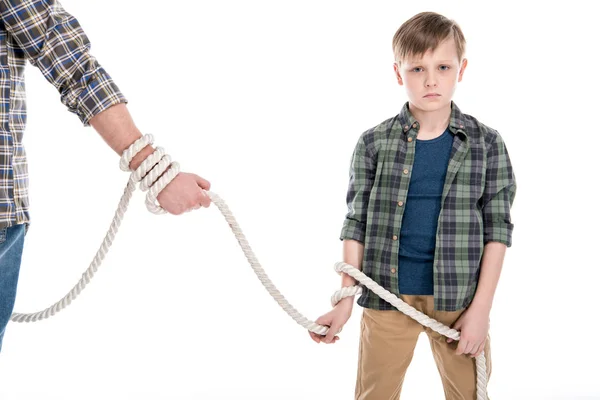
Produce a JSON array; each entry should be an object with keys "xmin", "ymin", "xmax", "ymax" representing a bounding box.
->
[
  {"xmin": 156, "ymin": 172, "xmax": 211, "ymax": 215},
  {"xmin": 446, "ymin": 304, "xmax": 490, "ymax": 358},
  {"xmin": 87, "ymin": 103, "xmax": 212, "ymax": 215}
]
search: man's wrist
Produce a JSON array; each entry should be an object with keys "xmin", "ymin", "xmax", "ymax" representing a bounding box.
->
[{"xmin": 128, "ymin": 144, "xmax": 155, "ymax": 171}]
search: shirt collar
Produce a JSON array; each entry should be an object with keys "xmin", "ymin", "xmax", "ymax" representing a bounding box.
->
[{"xmin": 397, "ymin": 100, "xmax": 469, "ymax": 141}]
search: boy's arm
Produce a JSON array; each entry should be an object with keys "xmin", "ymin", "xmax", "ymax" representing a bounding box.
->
[
  {"xmin": 339, "ymin": 134, "xmax": 376, "ymax": 294},
  {"xmin": 471, "ymin": 133, "xmax": 517, "ymax": 312},
  {"xmin": 341, "ymin": 239, "xmax": 364, "ymax": 291},
  {"xmin": 470, "ymin": 242, "xmax": 506, "ymax": 313},
  {"xmin": 450, "ymin": 133, "xmax": 516, "ymax": 355},
  {"xmin": 0, "ymin": 0, "xmax": 128, "ymax": 127}
]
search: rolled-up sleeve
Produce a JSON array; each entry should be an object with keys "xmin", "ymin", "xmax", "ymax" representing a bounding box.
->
[
  {"xmin": 482, "ymin": 132, "xmax": 517, "ymax": 247},
  {"xmin": 339, "ymin": 134, "xmax": 376, "ymax": 244},
  {"xmin": 0, "ymin": 0, "xmax": 128, "ymax": 126}
]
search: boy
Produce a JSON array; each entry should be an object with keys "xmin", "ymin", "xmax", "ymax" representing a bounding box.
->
[{"xmin": 308, "ymin": 11, "xmax": 516, "ymax": 400}]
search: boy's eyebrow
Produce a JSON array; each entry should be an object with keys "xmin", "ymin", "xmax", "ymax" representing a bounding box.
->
[{"xmin": 406, "ymin": 59, "xmax": 455, "ymax": 64}]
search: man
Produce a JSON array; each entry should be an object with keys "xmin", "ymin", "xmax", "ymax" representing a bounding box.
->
[{"xmin": 0, "ymin": 0, "xmax": 211, "ymax": 352}]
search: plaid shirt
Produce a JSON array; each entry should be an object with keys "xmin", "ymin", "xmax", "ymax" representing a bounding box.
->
[
  {"xmin": 0, "ymin": 0, "xmax": 128, "ymax": 229},
  {"xmin": 340, "ymin": 101, "xmax": 517, "ymax": 311}
]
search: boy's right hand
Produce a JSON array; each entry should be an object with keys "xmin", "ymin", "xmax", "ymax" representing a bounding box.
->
[{"xmin": 308, "ymin": 297, "xmax": 354, "ymax": 344}]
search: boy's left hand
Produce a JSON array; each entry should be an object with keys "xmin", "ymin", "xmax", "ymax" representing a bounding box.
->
[{"xmin": 446, "ymin": 304, "xmax": 490, "ymax": 358}]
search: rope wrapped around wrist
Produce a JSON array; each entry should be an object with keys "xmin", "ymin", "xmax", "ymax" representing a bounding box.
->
[{"xmin": 119, "ymin": 134, "xmax": 180, "ymax": 214}]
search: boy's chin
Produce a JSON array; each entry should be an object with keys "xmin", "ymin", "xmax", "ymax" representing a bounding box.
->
[{"xmin": 411, "ymin": 97, "xmax": 450, "ymax": 110}]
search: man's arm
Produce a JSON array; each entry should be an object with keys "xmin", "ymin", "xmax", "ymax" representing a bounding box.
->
[
  {"xmin": 1, "ymin": 0, "xmax": 211, "ymax": 214},
  {"xmin": 0, "ymin": 1, "xmax": 151, "ymax": 167},
  {"xmin": 0, "ymin": 0, "xmax": 128, "ymax": 127},
  {"xmin": 88, "ymin": 103, "xmax": 154, "ymax": 170}
]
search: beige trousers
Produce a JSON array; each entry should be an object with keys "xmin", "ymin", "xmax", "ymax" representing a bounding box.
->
[{"xmin": 355, "ymin": 295, "xmax": 492, "ymax": 400}]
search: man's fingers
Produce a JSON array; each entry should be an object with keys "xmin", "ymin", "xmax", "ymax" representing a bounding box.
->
[
  {"xmin": 195, "ymin": 189, "xmax": 211, "ymax": 208},
  {"xmin": 194, "ymin": 174, "xmax": 211, "ymax": 190},
  {"xmin": 200, "ymin": 190, "xmax": 211, "ymax": 208}
]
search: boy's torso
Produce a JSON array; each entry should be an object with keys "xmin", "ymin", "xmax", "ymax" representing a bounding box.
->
[{"xmin": 356, "ymin": 101, "xmax": 500, "ymax": 312}]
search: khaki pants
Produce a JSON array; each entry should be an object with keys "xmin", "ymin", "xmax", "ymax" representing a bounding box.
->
[{"xmin": 355, "ymin": 295, "xmax": 492, "ymax": 400}]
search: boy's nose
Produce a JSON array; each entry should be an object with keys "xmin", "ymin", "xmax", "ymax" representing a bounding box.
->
[{"xmin": 425, "ymin": 73, "xmax": 438, "ymax": 87}]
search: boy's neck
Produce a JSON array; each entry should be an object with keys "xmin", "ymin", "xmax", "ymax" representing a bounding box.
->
[{"xmin": 408, "ymin": 101, "xmax": 452, "ymax": 133}]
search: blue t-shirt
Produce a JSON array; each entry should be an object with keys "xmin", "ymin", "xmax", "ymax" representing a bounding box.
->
[{"xmin": 398, "ymin": 127, "xmax": 454, "ymax": 295}]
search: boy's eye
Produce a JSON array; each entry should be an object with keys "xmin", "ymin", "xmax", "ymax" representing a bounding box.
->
[{"xmin": 412, "ymin": 66, "xmax": 450, "ymax": 72}]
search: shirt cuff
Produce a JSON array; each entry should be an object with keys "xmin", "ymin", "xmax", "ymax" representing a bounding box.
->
[
  {"xmin": 67, "ymin": 67, "xmax": 129, "ymax": 127},
  {"xmin": 483, "ymin": 220, "xmax": 514, "ymax": 247},
  {"xmin": 340, "ymin": 218, "xmax": 366, "ymax": 243}
]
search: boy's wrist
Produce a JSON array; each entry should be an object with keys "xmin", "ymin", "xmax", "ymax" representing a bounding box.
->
[
  {"xmin": 469, "ymin": 298, "xmax": 492, "ymax": 314},
  {"xmin": 336, "ymin": 296, "xmax": 355, "ymax": 308},
  {"xmin": 341, "ymin": 272, "xmax": 358, "ymax": 286}
]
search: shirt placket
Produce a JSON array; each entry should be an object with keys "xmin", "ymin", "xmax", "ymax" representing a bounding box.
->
[{"xmin": 388, "ymin": 120, "xmax": 419, "ymax": 297}]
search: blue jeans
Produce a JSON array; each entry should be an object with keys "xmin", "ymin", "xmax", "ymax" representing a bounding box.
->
[{"xmin": 0, "ymin": 223, "xmax": 27, "ymax": 353}]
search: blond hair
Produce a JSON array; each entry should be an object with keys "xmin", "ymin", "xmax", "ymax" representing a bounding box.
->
[{"xmin": 392, "ymin": 12, "xmax": 466, "ymax": 65}]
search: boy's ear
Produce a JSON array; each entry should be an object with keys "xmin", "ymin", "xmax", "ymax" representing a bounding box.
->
[
  {"xmin": 393, "ymin": 62, "xmax": 404, "ymax": 86},
  {"xmin": 458, "ymin": 58, "xmax": 468, "ymax": 82}
]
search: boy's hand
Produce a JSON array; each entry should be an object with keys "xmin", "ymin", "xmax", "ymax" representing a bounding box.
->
[
  {"xmin": 308, "ymin": 297, "xmax": 354, "ymax": 344},
  {"xmin": 156, "ymin": 172, "xmax": 211, "ymax": 214},
  {"xmin": 446, "ymin": 304, "xmax": 490, "ymax": 358}
]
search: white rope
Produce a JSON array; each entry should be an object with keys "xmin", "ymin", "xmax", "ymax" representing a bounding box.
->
[
  {"xmin": 209, "ymin": 192, "xmax": 489, "ymax": 400},
  {"xmin": 329, "ymin": 263, "xmax": 488, "ymax": 399},
  {"xmin": 10, "ymin": 134, "xmax": 173, "ymax": 323},
  {"xmin": 10, "ymin": 134, "xmax": 488, "ymax": 399}
]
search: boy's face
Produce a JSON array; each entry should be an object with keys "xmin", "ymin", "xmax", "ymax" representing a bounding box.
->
[{"xmin": 394, "ymin": 36, "xmax": 467, "ymax": 114}]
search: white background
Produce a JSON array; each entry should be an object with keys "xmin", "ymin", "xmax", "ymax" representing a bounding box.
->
[{"xmin": 1, "ymin": 0, "xmax": 598, "ymax": 399}]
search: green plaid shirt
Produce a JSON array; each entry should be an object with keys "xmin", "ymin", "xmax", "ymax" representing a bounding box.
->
[{"xmin": 340, "ymin": 101, "xmax": 516, "ymax": 311}]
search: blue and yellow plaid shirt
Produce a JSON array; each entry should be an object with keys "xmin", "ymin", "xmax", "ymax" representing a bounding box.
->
[
  {"xmin": 0, "ymin": 0, "xmax": 128, "ymax": 229},
  {"xmin": 340, "ymin": 101, "xmax": 517, "ymax": 311}
]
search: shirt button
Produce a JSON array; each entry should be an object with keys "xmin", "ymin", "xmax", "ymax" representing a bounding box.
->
[
  {"xmin": 412, "ymin": 123, "xmax": 417, "ymax": 128},
  {"xmin": 397, "ymin": 201, "xmax": 403, "ymax": 206},
  {"xmin": 403, "ymin": 168, "xmax": 409, "ymax": 174},
  {"xmin": 459, "ymin": 124, "xmax": 464, "ymax": 129},
  {"xmin": 392, "ymin": 235, "xmax": 398, "ymax": 240},
  {"xmin": 404, "ymin": 125, "xmax": 409, "ymax": 131},
  {"xmin": 391, "ymin": 268, "xmax": 396, "ymax": 274},
  {"xmin": 407, "ymin": 137, "xmax": 413, "ymax": 142}
]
